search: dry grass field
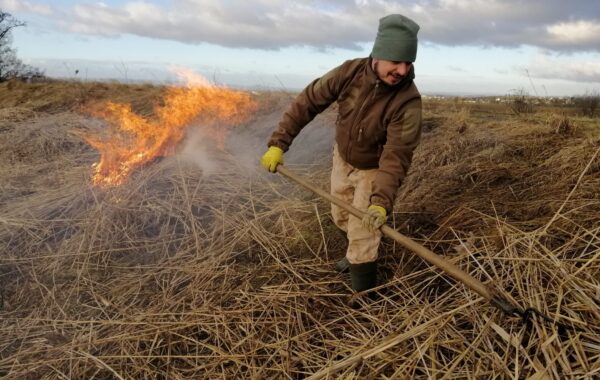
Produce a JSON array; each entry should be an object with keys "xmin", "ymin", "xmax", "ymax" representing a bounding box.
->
[{"xmin": 0, "ymin": 79, "xmax": 599, "ymax": 379}]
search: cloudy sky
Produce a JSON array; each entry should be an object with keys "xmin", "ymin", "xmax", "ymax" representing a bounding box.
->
[{"xmin": 2, "ymin": 0, "xmax": 600, "ymax": 95}]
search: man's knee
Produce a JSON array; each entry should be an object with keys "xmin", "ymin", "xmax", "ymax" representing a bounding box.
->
[{"xmin": 331, "ymin": 205, "xmax": 349, "ymax": 232}]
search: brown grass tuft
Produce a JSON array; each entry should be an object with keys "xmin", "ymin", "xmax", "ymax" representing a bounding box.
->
[
  {"xmin": 449, "ymin": 106, "xmax": 470, "ymax": 134},
  {"xmin": 549, "ymin": 113, "xmax": 578, "ymax": 136}
]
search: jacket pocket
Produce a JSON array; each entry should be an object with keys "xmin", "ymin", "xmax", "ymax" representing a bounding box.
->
[{"xmin": 372, "ymin": 118, "xmax": 388, "ymax": 144}]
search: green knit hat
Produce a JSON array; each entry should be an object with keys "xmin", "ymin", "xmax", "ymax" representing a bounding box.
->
[{"xmin": 371, "ymin": 14, "xmax": 419, "ymax": 62}]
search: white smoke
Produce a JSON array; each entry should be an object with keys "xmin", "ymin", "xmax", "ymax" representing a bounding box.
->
[{"xmin": 177, "ymin": 126, "xmax": 220, "ymax": 176}]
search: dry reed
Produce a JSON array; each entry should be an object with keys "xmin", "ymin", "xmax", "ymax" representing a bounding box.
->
[{"xmin": 1, "ymin": 84, "xmax": 599, "ymax": 379}]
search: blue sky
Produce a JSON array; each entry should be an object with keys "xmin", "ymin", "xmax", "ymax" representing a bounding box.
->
[{"xmin": 2, "ymin": 0, "xmax": 600, "ymax": 96}]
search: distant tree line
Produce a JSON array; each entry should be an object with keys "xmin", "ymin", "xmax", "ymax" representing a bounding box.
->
[
  {"xmin": 507, "ymin": 87, "xmax": 599, "ymax": 118},
  {"xmin": 0, "ymin": 10, "xmax": 44, "ymax": 82}
]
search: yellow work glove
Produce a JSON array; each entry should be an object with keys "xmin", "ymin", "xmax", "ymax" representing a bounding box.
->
[
  {"xmin": 260, "ymin": 146, "xmax": 284, "ymax": 173},
  {"xmin": 361, "ymin": 205, "xmax": 387, "ymax": 232}
]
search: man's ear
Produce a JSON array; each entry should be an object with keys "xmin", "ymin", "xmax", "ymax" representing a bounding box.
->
[{"xmin": 371, "ymin": 58, "xmax": 379, "ymax": 71}]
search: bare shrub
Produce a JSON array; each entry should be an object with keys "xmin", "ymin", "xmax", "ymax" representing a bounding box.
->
[
  {"xmin": 507, "ymin": 88, "xmax": 534, "ymax": 115},
  {"xmin": 0, "ymin": 11, "xmax": 44, "ymax": 82},
  {"xmin": 574, "ymin": 90, "xmax": 599, "ymax": 117}
]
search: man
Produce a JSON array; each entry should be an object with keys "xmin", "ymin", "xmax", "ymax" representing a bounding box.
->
[{"xmin": 260, "ymin": 14, "xmax": 423, "ymax": 294}]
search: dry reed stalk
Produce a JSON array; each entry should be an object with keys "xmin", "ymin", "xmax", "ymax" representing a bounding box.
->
[{"xmin": 1, "ymin": 88, "xmax": 599, "ymax": 378}]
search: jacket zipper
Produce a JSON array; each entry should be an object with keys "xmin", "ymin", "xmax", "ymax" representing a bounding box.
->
[
  {"xmin": 348, "ymin": 80, "xmax": 379, "ymax": 155},
  {"xmin": 359, "ymin": 80, "xmax": 381, "ymax": 143},
  {"xmin": 346, "ymin": 91, "xmax": 369, "ymax": 158}
]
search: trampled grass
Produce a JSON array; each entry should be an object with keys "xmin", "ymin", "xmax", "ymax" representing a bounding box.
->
[{"xmin": 1, "ymin": 80, "xmax": 599, "ymax": 379}]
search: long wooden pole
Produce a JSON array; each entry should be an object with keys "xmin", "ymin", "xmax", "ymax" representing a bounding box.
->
[{"xmin": 276, "ymin": 165, "xmax": 521, "ymax": 315}]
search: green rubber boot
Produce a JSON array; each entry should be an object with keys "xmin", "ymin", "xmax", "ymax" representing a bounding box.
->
[
  {"xmin": 349, "ymin": 261, "xmax": 377, "ymax": 292},
  {"xmin": 334, "ymin": 257, "xmax": 350, "ymax": 273}
]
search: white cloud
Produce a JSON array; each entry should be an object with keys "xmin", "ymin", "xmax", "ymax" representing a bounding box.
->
[
  {"xmin": 525, "ymin": 52, "xmax": 600, "ymax": 83},
  {"xmin": 5, "ymin": 0, "xmax": 600, "ymax": 53},
  {"xmin": 546, "ymin": 20, "xmax": 600, "ymax": 45},
  {"xmin": 0, "ymin": 0, "xmax": 52, "ymax": 15},
  {"xmin": 58, "ymin": 0, "xmax": 375, "ymax": 50}
]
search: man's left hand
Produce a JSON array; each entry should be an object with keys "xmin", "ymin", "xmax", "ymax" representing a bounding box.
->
[{"xmin": 362, "ymin": 205, "xmax": 387, "ymax": 232}]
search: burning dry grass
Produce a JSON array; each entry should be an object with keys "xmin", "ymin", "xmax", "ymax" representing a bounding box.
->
[
  {"xmin": 1, "ymin": 82, "xmax": 599, "ymax": 378},
  {"xmin": 83, "ymin": 80, "xmax": 256, "ymax": 186}
]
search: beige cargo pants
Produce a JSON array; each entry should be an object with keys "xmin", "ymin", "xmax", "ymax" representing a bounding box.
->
[{"xmin": 330, "ymin": 145, "xmax": 382, "ymax": 264}]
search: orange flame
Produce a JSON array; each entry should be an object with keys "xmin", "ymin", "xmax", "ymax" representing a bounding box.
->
[{"xmin": 83, "ymin": 69, "xmax": 256, "ymax": 186}]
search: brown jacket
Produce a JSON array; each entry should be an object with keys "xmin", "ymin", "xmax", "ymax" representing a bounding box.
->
[{"xmin": 268, "ymin": 57, "xmax": 422, "ymax": 212}]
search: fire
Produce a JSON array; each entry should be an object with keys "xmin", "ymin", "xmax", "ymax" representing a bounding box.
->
[{"xmin": 83, "ymin": 69, "xmax": 256, "ymax": 186}]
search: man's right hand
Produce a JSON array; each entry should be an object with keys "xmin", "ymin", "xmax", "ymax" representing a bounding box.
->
[
  {"xmin": 362, "ymin": 205, "xmax": 387, "ymax": 232},
  {"xmin": 260, "ymin": 146, "xmax": 284, "ymax": 173}
]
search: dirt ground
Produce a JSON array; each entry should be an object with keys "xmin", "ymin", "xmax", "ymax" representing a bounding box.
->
[{"xmin": 1, "ymin": 80, "xmax": 599, "ymax": 379}]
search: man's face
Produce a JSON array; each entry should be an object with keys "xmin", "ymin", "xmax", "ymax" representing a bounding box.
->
[{"xmin": 372, "ymin": 59, "xmax": 412, "ymax": 85}]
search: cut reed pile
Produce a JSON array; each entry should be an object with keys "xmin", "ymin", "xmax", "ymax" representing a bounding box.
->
[{"xmin": 1, "ymin": 83, "xmax": 599, "ymax": 379}]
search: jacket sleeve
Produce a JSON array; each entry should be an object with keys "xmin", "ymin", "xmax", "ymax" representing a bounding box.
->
[
  {"xmin": 370, "ymin": 98, "xmax": 422, "ymax": 213},
  {"xmin": 267, "ymin": 63, "xmax": 346, "ymax": 151}
]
